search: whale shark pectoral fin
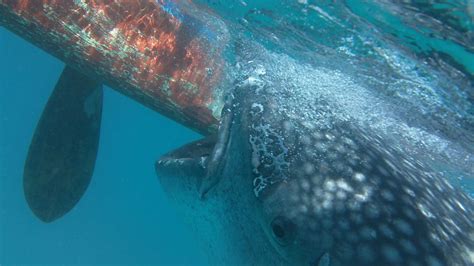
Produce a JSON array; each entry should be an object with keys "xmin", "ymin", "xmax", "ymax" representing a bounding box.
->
[{"xmin": 24, "ymin": 66, "xmax": 103, "ymax": 223}]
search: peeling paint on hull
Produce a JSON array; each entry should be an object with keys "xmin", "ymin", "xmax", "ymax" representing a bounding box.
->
[{"xmin": 0, "ymin": 0, "xmax": 228, "ymax": 134}]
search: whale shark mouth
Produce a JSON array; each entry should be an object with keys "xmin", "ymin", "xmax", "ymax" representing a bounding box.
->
[{"xmin": 155, "ymin": 135, "xmax": 216, "ymax": 193}]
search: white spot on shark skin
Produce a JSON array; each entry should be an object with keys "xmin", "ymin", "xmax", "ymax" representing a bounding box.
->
[
  {"xmin": 334, "ymin": 162, "xmax": 353, "ymax": 176},
  {"xmin": 282, "ymin": 120, "xmax": 293, "ymax": 132},
  {"xmin": 379, "ymin": 224, "xmax": 395, "ymax": 239},
  {"xmin": 312, "ymin": 132, "xmax": 323, "ymax": 140},
  {"xmin": 347, "ymin": 158, "xmax": 358, "ymax": 167},
  {"xmin": 323, "ymin": 191, "xmax": 333, "ymax": 202},
  {"xmin": 297, "ymin": 0, "xmax": 308, "ymax": 5},
  {"xmin": 317, "ymin": 252, "xmax": 330, "ymax": 266},
  {"xmin": 353, "ymin": 172, "xmax": 365, "ymax": 182},
  {"xmin": 251, "ymin": 103, "xmax": 264, "ymax": 113},
  {"xmin": 198, "ymin": 156, "xmax": 207, "ymax": 167},
  {"xmin": 383, "ymin": 158, "xmax": 398, "ymax": 173},
  {"xmin": 365, "ymin": 203, "xmax": 380, "ymax": 219},
  {"xmin": 437, "ymin": 226, "xmax": 450, "ymax": 241},
  {"xmin": 313, "ymin": 187, "xmax": 323, "ymax": 198},
  {"xmin": 298, "ymin": 204, "xmax": 309, "ymax": 214},
  {"xmin": 354, "ymin": 186, "xmax": 372, "ymax": 202},
  {"xmin": 348, "ymin": 200, "xmax": 362, "ymax": 211},
  {"xmin": 241, "ymin": 76, "xmax": 264, "ymax": 87},
  {"xmin": 300, "ymin": 193, "xmax": 310, "ymax": 205},
  {"xmin": 454, "ymin": 199, "xmax": 466, "ymax": 212},
  {"xmin": 302, "ymin": 120, "xmax": 315, "ymax": 130},
  {"xmin": 324, "ymin": 180, "xmax": 336, "ymax": 192},
  {"xmin": 254, "ymin": 65, "xmax": 266, "ymax": 76},
  {"xmin": 300, "ymin": 179, "xmax": 311, "ymax": 191},
  {"xmin": 311, "ymin": 200, "xmax": 322, "ymax": 213},
  {"xmin": 400, "ymin": 239, "xmax": 417, "ymax": 255},
  {"xmin": 319, "ymin": 162, "xmax": 331, "ymax": 175},
  {"xmin": 417, "ymin": 203, "xmax": 434, "ymax": 218},
  {"xmin": 376, "ymin": 164, "xmax": 390, "ymax": 177},
  {"xmin": 325, "ymin": 133, "xmax": 335, "ymax": 141},
  {"xmin": 430, "ymin": 232, "xmax": 442, "ymax": 244},
  {"xmin": 336, "ymin": 179, "xmax": 353, "ymax": 192},
  {"xmin": 442, "ymin": 199, "xmax": 454, "ymax": 212},
  {"xmin": 311, "ymin": 175, "xmax": 323, "ymax": 185},
  {"xmin": 303, "ymin": 163, "xmax": 315, "ymax": 175},
  {"xmin": 334, "ymin": 143, "xmax": 346, "ymax": 153},
  {"xmin": 381, "ymin": 189, "xmax": 395, "ymax": 201},
  {"xmin": 400, "ymin": 208, "xmax": 416, "ymax": 222},
  {"xmin": 322, "ymin": 199, "xmax": 333, "ymax": 210},
  {"xmin": 301, "ymin": 135, "xmax": 312, "ymax": 145},
  {"xmin": 336, "ymin": 190, "xmax": 347, "ymax": 200},
  {"xmin": 403, "ymin": 186, "xmax": 416, "ymax": 197},
  {"xmin": 327, "ymin": 151, "xmax": 338, "ymax": 160},
  {"xmin": 357, "ymin": 244, "xmax": 375, "ymax": 262},
  {"xmin": 426, "ymin": 256, "xmax": 443, "ymax": 266},
  {"xmin": 360, "ymin": 226, "xmax": 376, "ymax": 240},
  {"xmin": 462, "ymin": 243, "xmax": 474, "ymax": 265},
  {"xmin": 442, "ymin": 217, "xmax": 462, "ymax": 234},
  {"xmin": 394, "ymin": 219, "xmax": 413, "ymax": 236},
  {"xmin": 382, "ymin": 244, "xmax": 401, "ymax": 263}
]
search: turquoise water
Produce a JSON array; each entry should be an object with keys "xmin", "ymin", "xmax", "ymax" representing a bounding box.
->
[
  {"xmin": 0, "ymin": 29, "xmax": 207, "ymax": 264},
  {"xmin": 1, "ymin": 0, "xmax": 473, "ymax": 264}
]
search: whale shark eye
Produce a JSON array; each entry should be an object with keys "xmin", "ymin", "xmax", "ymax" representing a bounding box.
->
[{"xmin": 271, "ymin": 216, "xmax": 296, "ymax": 245}]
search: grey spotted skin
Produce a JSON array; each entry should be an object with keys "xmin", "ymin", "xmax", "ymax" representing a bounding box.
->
[
  {"xmin": 157, "ymin": 45, "xmax": 474, "ymax": 265},
  {"xmin": 220, "ymin": 79, "xmax": 474, "ymax": 265}
]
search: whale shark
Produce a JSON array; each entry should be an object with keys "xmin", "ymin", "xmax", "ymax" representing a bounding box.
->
[
  {"xmin": 1, "ymin": 1, "xmax": 473, "ymax": 265},
  {"xmin": 157, "ymin": 43, "xmax": 474, "ymax": 265}
]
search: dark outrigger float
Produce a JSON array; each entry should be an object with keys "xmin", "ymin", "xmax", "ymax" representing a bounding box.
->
[{"xmin": 1, "ymin": 0, "xmax": 227, "ymax": 221}]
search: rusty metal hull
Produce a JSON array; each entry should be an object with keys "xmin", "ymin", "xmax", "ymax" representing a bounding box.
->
[{"xmin": 0, "ymin": 0, "xmax": 228, "ymax": 134}]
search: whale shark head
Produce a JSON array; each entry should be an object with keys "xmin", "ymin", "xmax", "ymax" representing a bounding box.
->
[
  {"xmin": 221, "ymin": 79, "xmax": 473, "ymax": 265},
  {"xmin": 156, "ymin": 52, "xmax": 473, "ymax": 265}
]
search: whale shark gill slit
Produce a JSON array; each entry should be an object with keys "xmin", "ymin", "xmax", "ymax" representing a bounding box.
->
[
  {"xmin": 23, "ymin": 66, "xmax": 103, "ymax": 222},
  {"xmin": 199, "ymin": 103, "xmax": 235, "ymax": 198}
]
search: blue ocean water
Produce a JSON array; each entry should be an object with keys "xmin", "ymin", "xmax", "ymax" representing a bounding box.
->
[
  {"xmin": 0, "ymin": 28, "xmax": 207, "ymax": 264},
  {"xmin": 1, "ymin": 0, "xmax": 473, "ymax": 265}
]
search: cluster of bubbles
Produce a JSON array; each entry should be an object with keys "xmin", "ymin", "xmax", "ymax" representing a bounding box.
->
[{"xmin": 229, "ymin": 39, "xmax": 473, "ymax": 264}]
